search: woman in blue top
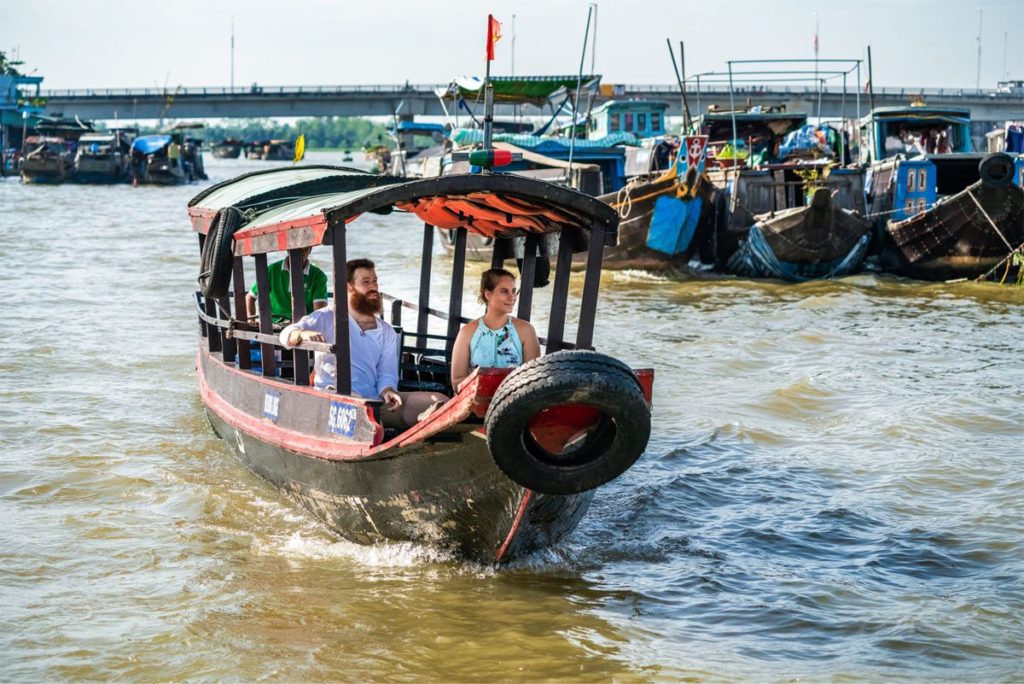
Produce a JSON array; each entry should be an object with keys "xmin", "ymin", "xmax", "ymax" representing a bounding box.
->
[{"xmin": 450, "ymin": 268, "xmax": 541, "ymax": 391}]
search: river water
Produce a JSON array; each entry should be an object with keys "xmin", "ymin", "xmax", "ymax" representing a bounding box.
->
[{"xmin": 1, "ymin": 151, "xmax": 1021, "ymax": 681}]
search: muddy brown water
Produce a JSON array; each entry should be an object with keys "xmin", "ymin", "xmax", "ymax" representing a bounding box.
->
[{"xmin": 1, "ymin": 152, "xmax": 1021, "ymax": 680}]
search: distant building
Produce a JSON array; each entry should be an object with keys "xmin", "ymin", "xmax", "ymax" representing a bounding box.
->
[{"xmin": 589, "ymin": 100, "xmax": 668, "ymax": 139}]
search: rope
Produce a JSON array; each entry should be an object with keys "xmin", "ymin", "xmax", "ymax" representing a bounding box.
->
[
  {"xmin": 974, "ymin": 240, "xmax": 1024, "ymax": 282},
  {"xmin": 965, "ymin": 188, "xmax": 1016, "ymax": 252}
]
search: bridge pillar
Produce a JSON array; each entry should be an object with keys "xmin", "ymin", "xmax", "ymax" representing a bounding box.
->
[{"xmin": 396, "ymin": 112, "xmax": 415, "ymax": 155}]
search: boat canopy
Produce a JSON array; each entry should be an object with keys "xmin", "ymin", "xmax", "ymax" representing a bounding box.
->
[
  {"xmin": 439, "ymin": 75, "xmax": 601, "ymax": 106},
  {"xmin": 187, "ymin": 166, "xmax": 405, "ymax": 232},
  {"xmin": 452, "ymin": 128, "xmax": 638, "ymax": 150},
  {"xmin": 391, "ymin": 121, "xmax": 448, "ymax": 137},
  {"xmin": 132, "ymin": 135, "xmax": 172, "ymax": 154},
  {"xmin": 163, "ymin": 121, "xmax": 206, "ymax": 132},
  {"xmin": 79, "ymin": 133, "xmax": 116, "ymax": 143},
  {"xmin": 188, "ymin": 167, "xmax": 618, "ymax": 257}
]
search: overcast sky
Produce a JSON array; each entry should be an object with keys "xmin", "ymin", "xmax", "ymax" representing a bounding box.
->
[{"xmin": 4, "ymin": 0, "xmax": 1023, "ymax": 91}]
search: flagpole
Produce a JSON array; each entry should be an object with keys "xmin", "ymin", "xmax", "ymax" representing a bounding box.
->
[{"xmin": 481, "ymin": 32, "xmax": 493, "ymax": 164}]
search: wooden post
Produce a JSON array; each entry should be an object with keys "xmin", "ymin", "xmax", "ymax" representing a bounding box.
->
[
  {"xmin": 232, "ymin": 257, "xmax": 251, "ymax": 369},
  {"xmin": 517, "ymin": 233, "xmax": 539, "ymax": 321},
  {"xmin": 545, "ymin": 230, "xmax": 574, "ymax": 353},
  {"xmin": 218, "ymin": 294, "xmax": 235, "ymax": 363},
  {"xmin": 417, "ymin": 223, "xmax": 433, "ymax": 349},
  {"xmin": 253, "ymin": 253, "xmax": 276, "ymax": 377},
  {"xmin": 491, "ymin": 236, "xmax": 511, "ymax": 269},
  {"xmin": 204, "ymin": 296, "xmax": 222, "ymax": 354},
  {"xmin": 576, "ymin": 226, "xmax": 605, "ymax": 350},
  {"xmin": 197, "ymin": 233, "xmax": 209, "ymax": 339},
  {"xmin": 445, "ymin": 227, "xmax": 467, "ymax": 358},
  {"xmin": 288, "ymin": 248, "xmax": 310, "ymax": 385},
  {"xmin": 332, "ymin": 224, "xmax": 351, "ymax": 395}
]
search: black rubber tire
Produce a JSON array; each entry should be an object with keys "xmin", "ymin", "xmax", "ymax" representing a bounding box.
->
[
  {"xmin": 979, "ymin": 152, "xmax": 1015, "ymax": 189},
  {"xmin": 198, "ymin": 207, "xmax": 242, "ymax": 299},
  {"xmin": 485, "ymin": 350, "xmax": 651, "ymax": 495}
]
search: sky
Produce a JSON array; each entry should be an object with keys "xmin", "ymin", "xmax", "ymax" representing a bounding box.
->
[{"xmin": 3, "ymin": 0, "xmax": 1023, "ymax": 91}]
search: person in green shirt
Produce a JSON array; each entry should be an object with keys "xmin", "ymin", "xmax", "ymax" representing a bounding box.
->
[{"xmin": 245, "ymin": 247, "xmax": 328, "ymax": 324}]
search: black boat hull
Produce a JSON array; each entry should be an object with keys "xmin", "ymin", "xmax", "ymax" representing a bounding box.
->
[
  {"xmin": 884, "ymin": 180, "xmax": 1024, "ymax": 280},
  {"xmin": 199, "ymin": 350, "xmax": 594, "ymax": 563}
]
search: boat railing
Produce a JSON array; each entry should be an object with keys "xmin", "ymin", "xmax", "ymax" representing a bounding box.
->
[{"xmin": 195, "ymin": 280, "xmax": 578, "ymax": 396}]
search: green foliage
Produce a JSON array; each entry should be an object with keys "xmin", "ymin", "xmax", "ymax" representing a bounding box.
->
[
  {"xmin": 188, "ymin": 117, "xmax": 391, "ymax": 150},
  {"xmin": 0, "ymin": 50, "xmax": 25, "ymax": 77}
]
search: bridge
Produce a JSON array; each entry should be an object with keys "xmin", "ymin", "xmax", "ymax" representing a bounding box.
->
[{"xmin": 40, "ymin": 82, "xmax": 1024, "ymax": 126}]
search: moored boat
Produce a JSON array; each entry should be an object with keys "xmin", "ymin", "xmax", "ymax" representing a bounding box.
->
[
  {"xmin": 188, "ymin": 166, "xmax": 653, "ymax": 563},
  {"xmin": 700, "ymin": 107, "xmax": 872, "ymax": 281},
  {"xmin": 20, "ymin": 116, "xmax": 93, "ymax": 184},
  {"xmin": 131, "ymin": 123, "xmax": 207, "ymax": 185},
  {"xmin": 862, "ymin": 105, "xmax": 1024, "ymax": 280},
  {"xmin": 247, "ymin": 139, "xmax": 294, "ymax": 161},
  {"xmin": 211, "ymin": 138, "xmax": 244, "ymax": 159},
  {"xmin": 20, "ymin": 135, "xmax": 77, "ymax": 184},
  {"xmin": 75, "ymin": 128, "xmax": 136, "ymax": 184},
  {"xmin": 726, "ymin": 186, "xmax": 872, "ymax": 280}
]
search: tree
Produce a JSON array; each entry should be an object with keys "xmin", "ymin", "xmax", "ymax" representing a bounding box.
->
[{"xmin": 0, "ymin": 50, "xmax": 25, "ymax": 77}]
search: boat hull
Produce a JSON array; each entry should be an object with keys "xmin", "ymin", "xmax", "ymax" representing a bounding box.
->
[
  {"xmin": 212, "ymin": 145, "xmax": 242, "ymax": 159},
  {"xmin": 77, "ymin": 158, "xmax": 129, "ymax": 184},
  {"xmin": 884, "ymin": 180, "xmax": 1024, "ymax": 280},
  {"xmin": 21, "ymin": 160, "xmax": 75, "ymax": 184},
  {"xmin": 198, "ymin": 350, "xmax": 594, "ymax": 563},
  {"xmin": 727, "ymin": 188, "xmax": 872, "ymax": 281}
]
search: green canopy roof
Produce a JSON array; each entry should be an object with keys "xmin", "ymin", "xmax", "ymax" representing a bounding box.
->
[{"xmin": 442, "ymin": 75, "xmax": 601, "ymax": 106}]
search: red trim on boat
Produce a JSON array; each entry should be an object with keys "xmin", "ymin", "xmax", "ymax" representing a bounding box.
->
[
  {"xmin": 197, "ymin": 350, "xmax": 487, "ymax": 458},
  {"xmin": 188, "ymin": 207, "xmax": 218, "ymax": 234},
  {"xmin": 199, "ymin": 362, "xmax": 382, "ymax": 461},
  {"xmin": 496, "ymin": 489, "xmax": 533, "ymax": 561}
]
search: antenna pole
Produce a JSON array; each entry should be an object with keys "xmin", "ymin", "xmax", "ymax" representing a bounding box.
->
[
  {"xmin": 976, "ymin": 9, "xmax": 983, "ymax": 90},
  {"xmin": 867, "ymin": 45, "xmax": 875, "ymax": 112},
  {"xmin": 511, "ymin": 14, "xmax": 516, "ymax": 76},
  {"xmin": 567, "ymin": 5, "xmax": 594, "ymax": 175},
  {"xmin": 230, "ymin": 16, "xmax": 235, "ymax": 90}
]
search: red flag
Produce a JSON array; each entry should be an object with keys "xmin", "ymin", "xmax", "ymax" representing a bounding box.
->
[{"xmin": 486, "ymin": 15, "xmax": 502, "ymax": 61}]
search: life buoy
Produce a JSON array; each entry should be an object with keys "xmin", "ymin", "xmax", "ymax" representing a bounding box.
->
[
  {"xmin": 485, "ymin": 351, "xmax": 651, "ymax": 495},
  {"xmin": 198, "ymin": 207, "xmax": 243, "ymax": 299},
  {"xmin": 979, "ymin": 152, "xmax": 1014, "ymax": 189}
]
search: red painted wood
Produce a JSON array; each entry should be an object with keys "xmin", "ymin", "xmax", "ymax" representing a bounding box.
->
[{"xmin": 527, "ymin": 404, "xmax": 603, "ymax": 455}]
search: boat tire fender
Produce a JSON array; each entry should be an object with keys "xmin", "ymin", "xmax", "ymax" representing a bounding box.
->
[
  {"xmin": 979, "ymin": 152, "xmax": 1015, "ymax": 189},
  {"xmin": 485, "ymin": 351, "xmax": 651, "ymax": 495},
  {"xmin": 198, "ymin": 207, "xmax": 243, "ymax": 299}
]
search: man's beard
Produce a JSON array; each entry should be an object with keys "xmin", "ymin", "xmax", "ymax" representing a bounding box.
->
[{"xmin": 351, "ymin": 290, "xmax": 382, "ymax": 316}]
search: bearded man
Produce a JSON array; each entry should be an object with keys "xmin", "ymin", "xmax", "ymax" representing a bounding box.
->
[{"xmin": 280, "ymin": 258, "xmax": 444, "ymax": 429}]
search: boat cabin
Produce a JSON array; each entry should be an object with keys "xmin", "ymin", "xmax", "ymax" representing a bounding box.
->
[
  {"xmin": 588, "ymin": 100, "xmax": 668, "ymax": 140},
  {"xmin": 698, "ymin": 108, "xmax": 808, "ymax": 168},
  {"xmin": 859, "ymin": 106, "xmax": 973, "ymax": 164}
]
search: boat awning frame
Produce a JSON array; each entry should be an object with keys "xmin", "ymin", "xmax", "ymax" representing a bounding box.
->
[{"xmin": 189, "ymin": 169, "xmax": 619, "ymax": 258}]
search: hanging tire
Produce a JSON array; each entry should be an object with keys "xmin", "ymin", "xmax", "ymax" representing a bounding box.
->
[
  {"xmin": 979, "ymin": 153, "xmax": 1014, "ymax": 189},
  {"xmin": 485, "ymin": 351, "xmax": 651, "ymax": 495},
  {"xmin": 198, "ymin": 207, "xmax": 242, "ymax": 299}
]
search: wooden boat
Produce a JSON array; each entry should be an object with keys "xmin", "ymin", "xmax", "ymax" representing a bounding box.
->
[
  {"xmin": 697, "ymin": 107, "xmax": 872, "ymax": 280},
  {"xmin": 75, "ymin": 129, "xmax": 136, "ymax": 184},
  {"xmin": 187, "ymin": 166, "xmax": 653, "ymax": 564},
  {"xmin": 211, "ymin": 138, "xmax": 244, "ymax": 159},
  {"xmin": 20, "ymin": 116, "xmax": 93, "ymax": 184},
  {"xmin": 20, "ymin": 135, "xmax": 77, "ymax": 184},
  {"xmin": 131, "ymin": 124, "xmax": 207, "ymax": 185},
  {"xmin": 247, "ymin": 139, "xmax": 294, "ymax": 161},
  {"xmin": 862, "ymin": 106, "xmax": 1024, "ymax": 280},
  {"xmin": 726, "ymin": 186, "xmax": 872, "ymax": 280}
]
